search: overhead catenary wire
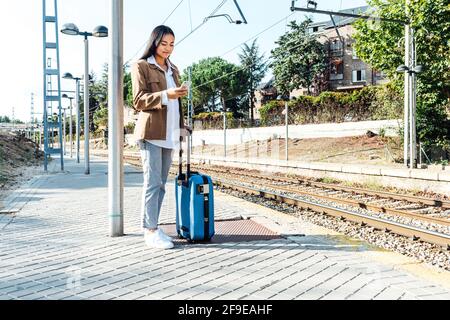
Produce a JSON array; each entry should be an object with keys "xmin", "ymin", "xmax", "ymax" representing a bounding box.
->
[
  {"xmin": 123, "ymin": 0, "xmax": 186, "ymax": 67},
  {"xmin": 123, "ymin": 0, "xmax": 228, "ymax": 67},
  {"xmin": 186, "ymin": 11, "xmax": 299, "ymax": 91},
  {"xmin": 191, "ymin": 11, "xmax": 301, "ymax": 91},
  {"xmin": 193, "ymin": 35, "xmax": 315, "ymax": 92},
  {"xmin": 188, "ymin": 0, "xmax": 193, "ymax": 31},
  {"xmin": 162, "ymin": 0, "xmax": 185, "ymax": 25},
  {"xmin": 176, "ymin": 0, "xmax": 228, "ymax": 47},
  {"xmin": 220, "ymin": 12, "xmax": 296, "ymax": 58}
]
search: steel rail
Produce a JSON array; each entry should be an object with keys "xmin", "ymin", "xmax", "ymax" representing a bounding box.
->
[
  {"xmin": 92, "ymin": 151, "xmax": 450, "ymax": 247},
  {"xmin": 191, "ymin": 165, "xmax": 450, "ymax": 209},
  {"xmin": 240, "ymin": 179, "xmax": 450, "ymax": 227},
  {"xmin": 214, "ymin": 179, "xmax": 450, "ymax": 249},
  {"xmin": 94, "ymin": 151, "xmax": 450, "ymax": 228},
  {"xmin": 98, "ymin": 151, "xmax": 450, "ymax": 207}
]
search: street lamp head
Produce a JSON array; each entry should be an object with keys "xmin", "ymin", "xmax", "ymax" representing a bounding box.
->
[
  {"xmin": 61, "ymin": 23, "xmax": 80, "ymax": 36},
  {"xmin": 412, "ymin": 65, "xmax": 423, "ymax": 73},
  {"xmin": 63, "ymin": 72, "xmax": 74, "ymax": 80},
  {"xmin": 62, "ymin": 94, "xmax": 68, "ymax": 99},
  {"xmin": 396, "ymin": 65, "xmax": 409, "ymax": 73},
  {"xmin": 93, "ymin": 25, "xmax": 108, "ymax": 38}
]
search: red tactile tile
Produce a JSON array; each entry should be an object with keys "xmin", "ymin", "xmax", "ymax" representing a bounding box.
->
[{"xmin": 159, "ymin": 219, "xmax": 282, "ymax": 245}]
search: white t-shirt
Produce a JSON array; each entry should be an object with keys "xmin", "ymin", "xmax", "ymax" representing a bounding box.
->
[{"xmin": 145, "ymin": 56, "xmax": 180, "ymax": 150}]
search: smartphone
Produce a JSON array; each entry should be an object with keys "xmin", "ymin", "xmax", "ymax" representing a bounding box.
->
[{"xmin": 181, "ymin": 81, "xmax": 191, "ymax": 90}]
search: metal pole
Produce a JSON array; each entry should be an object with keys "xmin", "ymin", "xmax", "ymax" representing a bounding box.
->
[
  {"xmin": 403, "ymin": 19, "xmax": 411, "ymax": 167},
  {"xmin": 76, "ymin": 79, "xmax": 81, "ymax": 163},
  {"xmin": 409, "ymin": 65, "xmax": 414, "ymax": 169},
  {"xmin": 63, "ymin": 108, "xmax": 66, "ymax": 155},
  {"xmin": 42, "ymin": 0, "xmax": 47, "ymax": 171},
  {"xmin": 285, "ymin": 101, "xmax": 289, "ymax": 161},
  {"xmin": 109, "ymin": 0, "xmax": 124, "ymax": 237},
  {"xmin": 222, "ymin": 97, "xmax": 227, "ymax": 158},
  {"xmin": 410, "ymin": 27, "xmax": 417, "ymax": 169},
  {"xmin": 223, "ymin": 112, "xmax": 227, "ymax": 158},
  {"xmin": 84, "ymin": 36, "xmax": 90, "ymax": 175},
  {"xmin": 188, "ymin": 66, "xmax": 193, "ymax": 157},
  {"xmin": 69, "ymin": 99, "xmax": 73, "ymax": 158},
  {"xmin": 290, "ymin": 4, "xmax": 406, "ymax": 24},
  {"xmin": 419, "ymin": 142, "xmax": 422, "ymax": 167}
]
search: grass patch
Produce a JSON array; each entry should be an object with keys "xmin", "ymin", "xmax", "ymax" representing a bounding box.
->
[
  {"xmin": 343, "ymin": 179, "xmax": 386, "ymax": 192},
  {"xmin": 317, "ymin": 176, "xmax": 341, "ymax": 184}
]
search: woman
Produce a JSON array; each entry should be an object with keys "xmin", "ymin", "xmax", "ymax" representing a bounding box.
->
[{"xmin": 131, "ymin": 25, "xmax": 190, "ymax": 249}]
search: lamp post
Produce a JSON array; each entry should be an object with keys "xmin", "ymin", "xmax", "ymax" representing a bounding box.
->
[
  {"xmin": 62, "ymin": 107, "xmax": 67, "ymax": 155},
  {"xmin": 61, "ymin": 23, "xmax": 108, "ymax": 174},
  {"xmin": 62, "ymin": 93, "xmax": 74, "ymax": 159},
  {"xmin": 63, "ymin": 73, "xmax": 82, "ymax": 163}
]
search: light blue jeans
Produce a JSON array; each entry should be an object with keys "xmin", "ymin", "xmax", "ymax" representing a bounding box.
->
[{"xmin": 139, "ymin": 140, "xmax": 174, "ymax": 230}]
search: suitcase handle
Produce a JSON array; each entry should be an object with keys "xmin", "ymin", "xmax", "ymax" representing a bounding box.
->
[{"xmin": 179, "ymin": 129, "xmax": 192, "ymax": 183}]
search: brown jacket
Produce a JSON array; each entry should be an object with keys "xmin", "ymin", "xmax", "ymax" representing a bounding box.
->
[{"xmin": 131, "ymin": 59, "xmax": 185, "ymax": 141}]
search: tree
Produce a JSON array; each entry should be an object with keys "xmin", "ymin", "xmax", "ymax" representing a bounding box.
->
[
  {"xmin": 124, "ymin": 68, "xmax": 133, "ymax": 108},
  {"xmin": 89, "ymin": 64, "xmax": 134, "ymax": 132},
  {"xmin": 271, "ymin": 19, "xmax": 328, "ymax": 96},
  {"xmin": 0, "ymin": 116, "xmax": 11, "ymax": 123},
  {"xmin": 182, "ymin": 57, "xmax": 247, "ymax": 117},
  {"xmin": 353, "ymin": 0, "xmax": 450, "ymax": 145},
  {"xmin": 238, "ymin": 39, "xmax": 268, "ymax": 125},
  {"xmin": 93, "ymin": 105, "xmax": 108, "ymax": 129}
]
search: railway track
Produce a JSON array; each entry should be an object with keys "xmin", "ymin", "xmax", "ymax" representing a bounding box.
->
[
  {"xmin": 190, "ymin": 166, "xmax": 450, "ymax": 224},
  {"xmin": 94, "ymin": 151, "xmax": 450, "ymax": 249}
]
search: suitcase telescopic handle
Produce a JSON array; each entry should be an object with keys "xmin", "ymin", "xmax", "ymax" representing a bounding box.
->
[{"xmin": 179, "ymin": 129, "xmax": 192, "ymax": 181}]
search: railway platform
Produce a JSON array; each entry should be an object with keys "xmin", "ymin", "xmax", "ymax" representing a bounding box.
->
[{"xmin": 1, "ymin": 156, "xmax": 450, "ymax": 300}]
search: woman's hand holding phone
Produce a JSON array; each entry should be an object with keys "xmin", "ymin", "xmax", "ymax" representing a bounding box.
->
[{"xmin": 166, "ymin": 86, "xmax": 188, "ymax": 99}]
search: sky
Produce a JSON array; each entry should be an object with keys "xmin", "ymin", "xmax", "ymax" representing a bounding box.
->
[{"xmin": 0, "ymin": 0, "xmax": 368, "ymax": 122}]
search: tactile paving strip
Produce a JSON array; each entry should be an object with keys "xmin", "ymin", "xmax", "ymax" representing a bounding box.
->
[{"xmin": 159, "ymin": 219, "xmax": 282, "ymax": 245}]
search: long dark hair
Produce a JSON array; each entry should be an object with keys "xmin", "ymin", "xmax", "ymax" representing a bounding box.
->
[{"xmin": 140, "ymin": 25, "xmax": 175, "ymax": 60}]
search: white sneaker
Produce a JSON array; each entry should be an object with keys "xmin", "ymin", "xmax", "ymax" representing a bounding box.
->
[
  {"xmin": 157, "ymin": 228, "xmax": 173, "ymax": 242},
  {"xmin": 144, "ymin": 230, "xmax": 174, "ymax": 249}
]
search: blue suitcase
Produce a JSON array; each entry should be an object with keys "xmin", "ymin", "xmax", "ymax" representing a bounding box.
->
[{"xmin": 175, "ymin": 133, "xmax": 215, "ymax": 242}]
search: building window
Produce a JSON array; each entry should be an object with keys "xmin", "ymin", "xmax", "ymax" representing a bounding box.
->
[
  {"xmin": 352, "ymin": 70, "xmax": 366, "ymax": 82},
  {"xmin": 329, "ymin": 39, "xmax": 343, "ymax": 56},
  {"xmin": 330, "ymin": 58, "xmax": 344, "ymax": 80}
]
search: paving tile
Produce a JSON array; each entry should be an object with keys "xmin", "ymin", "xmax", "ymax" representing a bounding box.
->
[{"xmin": 0, "ymin": 157, "xmax": 448, "ymax": 301}]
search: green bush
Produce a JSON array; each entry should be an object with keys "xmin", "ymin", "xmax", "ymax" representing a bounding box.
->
[
  {"xmin": 193, "ymin": 112, "xmax": 234, "ymax": 130},
  {"xmin": 259, "ymin": 101, "xmax": 284, "ymax": 126},
  {"xmin": 259, "ymin": 85, "xmax": 403, "ymax": 126},
  {"xmin": 369, "ymin": 83, "xmax": 403, "ymax": 120}
]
